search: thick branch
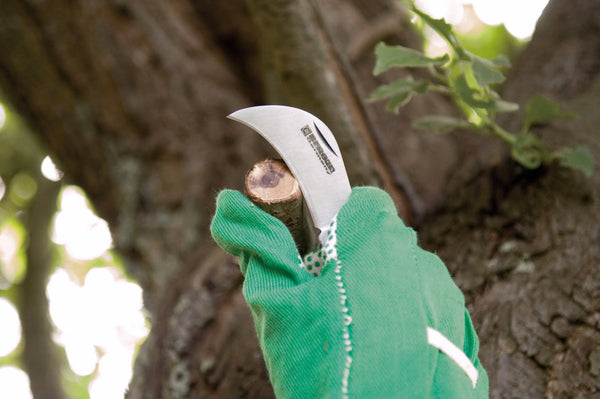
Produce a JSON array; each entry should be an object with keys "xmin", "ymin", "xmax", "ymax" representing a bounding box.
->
[
  {"xmin": 245, "ymin": 0, "xmax": 378, "ymax": 188},
  {"xmin": 19, "ymin": 175, "xmax": 65, "ymax": 399}
]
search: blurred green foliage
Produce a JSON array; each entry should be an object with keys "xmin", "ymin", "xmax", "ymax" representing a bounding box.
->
[
  {"xmin": 0, "ymin": 98, "xmax": 89, "ymax": 398},
  {"xmin": 457, "ymin": 24, "xmax": 522, "ymax": 62},
  {"xmin": 0, "ymin": 101, "xmax": 44, "ymax": 217},
  {"xmin": 0, "ymin": 95, "xmax": 145, "ymax": 399}
]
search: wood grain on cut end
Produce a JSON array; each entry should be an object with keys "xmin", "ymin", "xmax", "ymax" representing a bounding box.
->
[
  {"xmin": 246, "ymin": 158, "xmax": 301, "ymax": 204},
  {"xmin": 245, "ymin": 158, "xmax": 310, "ymax": 254}
]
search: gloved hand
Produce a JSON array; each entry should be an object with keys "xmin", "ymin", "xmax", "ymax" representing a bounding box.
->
[{"xmin": 211, "ymin": 186, "xmax": 488, "ymax": 398}]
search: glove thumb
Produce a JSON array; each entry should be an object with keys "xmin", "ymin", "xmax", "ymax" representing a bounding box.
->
[{"xmin": 210, "ymin": 190, "xmax": 305, "ymax": 281}]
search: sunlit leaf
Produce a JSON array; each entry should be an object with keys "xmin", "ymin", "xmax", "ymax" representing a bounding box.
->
[
  {"xmin": 0, "ymin": 218, "xmax": 27, "ymax": 285},
  {"xmin": 373, "ymin": 43, "xmax": 449, "ymax": 75},
  {"xmin": 511, "ymin": 134, "xmax": 546, "ymax": 169},
  {"xmin": 457, "ymin": 24, "xmax": 519, "ymax": 61},
  {"xmin": 452, "ymin": 74, "xmax": 493, "ymax": 109},
  {"xmin": 490, "ymin": 99, "xmax": 519, "ymax": 113},
  {"xmin": 64, "ymin": 373, "xmax": 93, "ymax": 399},
  {"xmin": 9, "ymin": 173, "xmax": 37, "ymax": 207},
  {"xmin": 412, "ymin": 7, "xmax": 467, "ymax": 59},
  {"xmin": 452, "ymin": 74, "xmax": 517, "ymax": 113},
  {"xmin": 523, "ymin": 95, "xmax": 576, "ymax": 130},
  {"xmin": 0, "ymin": 345, "xmax": 21, "ymax": 367},
  {"xmin": 471, "ymin": 57, "xmax": 505, "ymax": 87},
  {"xmin": 555, "ymin": 146, "xmax": 594, "ymax": 177},
  {"xmin": 412, "ymin": 115, "xmax": 471, "ymax": 134}
]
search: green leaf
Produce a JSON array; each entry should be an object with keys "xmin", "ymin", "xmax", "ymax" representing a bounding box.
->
[
  {"xmin": 373, "ymin": 42, "xmax": 449, "ymax": 75},
  {"xmin": 452, "ymin": 73, "xmax": 516, "ymax": 112},
  {"xmin": 386, "ymin": 93, "xmax": 412, "ymax": 113},
  {"xmin": 369, "ymin": 77, "xmax": 429, "ymax": 101},
  {"xmin": 523, "ymin": 95, "xmax": 576, "ymax": 130},
  {"xmin": 452, "ymin": 74, "xmax": 494, "ymax": 109},
  {"xmin": 555, "ymin": 146, "xmax": 594, "ymax": 177},
  {"xmin": 412, "ymin": 115, "xmax": 471, "ymax": 134},
  {"xmin": 490, "ymin": 99, "xmax": 519, "ymax": 113},
  {"xmin": 370, "ymin": 76, "xmax": 429, "ymax": 112},
  {"xmin": 511, "ymin": 134, "xmax": 546, "ymax": 169},
  {"xmin": 412, "ymin": 7, "xmax": 467, "ymax": 59},
  {"xmin": 490, "ymin": 54, "xmax": 511, "ymax": 68},
  {"xmin": 471, "ymin": 57, "xmax": 505, "ymax": 87}
]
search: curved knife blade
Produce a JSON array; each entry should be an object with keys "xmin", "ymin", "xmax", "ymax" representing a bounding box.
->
[{"xmin": 228, "ymin": 105, "xmax": 351, "ymax": 244}]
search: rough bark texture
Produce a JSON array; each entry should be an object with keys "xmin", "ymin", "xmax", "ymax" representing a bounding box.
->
[
  {"xmin": 0, "ymin": 0, "xmax": 270, "ymax": 313},
  {"xmin": 0, "ymin": 0, "xmax": 598, "ymax": 398}
]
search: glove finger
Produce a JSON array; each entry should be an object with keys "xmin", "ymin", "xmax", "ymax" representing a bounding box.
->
[
  {"xmin": 413, "ymin": 246, "xmax": 470, "ymax": 349},
  {"xmin": 332, "ymin": 186, "xmax": 414, "ymax": 265},
  {"xmin": 210, "ymin": 189, "xmax": 309, "ymax": 284}
]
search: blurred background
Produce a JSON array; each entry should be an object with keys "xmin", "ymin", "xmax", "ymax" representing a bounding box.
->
[
  {"xmin": 0, "ymin": 0, "xmax": 549, "ymax": 397},
  {"xmin": 0, "ymin": 107, "xmax": 148, "ymax": 397}
]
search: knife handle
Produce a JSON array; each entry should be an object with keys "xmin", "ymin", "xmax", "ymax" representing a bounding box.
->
[{"xmin": 245, "ymin": 158, "xmax": 314, "ymax": 255}]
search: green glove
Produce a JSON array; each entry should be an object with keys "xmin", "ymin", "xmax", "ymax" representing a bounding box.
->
[{"xmin": 211, "ymin": 186, "xmax": 488, "ymax": 398}]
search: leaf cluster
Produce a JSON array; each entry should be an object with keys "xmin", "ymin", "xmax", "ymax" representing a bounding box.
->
[{"xmin": 370, "ymin": 5, "xmax": 594, "ymax": 176}]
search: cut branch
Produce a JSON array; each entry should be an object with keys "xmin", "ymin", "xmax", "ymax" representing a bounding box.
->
[{"xmin": 245, "ymin": 158, "xmax": 313, "ymax": 254}]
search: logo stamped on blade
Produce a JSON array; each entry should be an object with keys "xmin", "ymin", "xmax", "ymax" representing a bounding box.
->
[{"xmin": 301, "ymin": 125, "xmax": 336, "ymax": 175}]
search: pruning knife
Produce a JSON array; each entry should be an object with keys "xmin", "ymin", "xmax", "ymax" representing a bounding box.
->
[{"xmin": 228, "ymin": 105, "xmax": 352, "ymax": 245}]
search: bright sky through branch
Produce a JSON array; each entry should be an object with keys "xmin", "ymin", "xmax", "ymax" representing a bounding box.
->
[
  {"xmin": 47, "ymin": 266, "xmax": 148, "ymax": 396},
  {"xmin": 416, "ymin": 0, "xmax": 550, "ymax": 39},
  {"xmin": 0, "ymin": 367, "xmax": 32, "ymax": 399},
  {"xmin": 41, "ymin": 156, "xmax": 64, "ymax": 182},
  {"xmin": 0, "ymin": 176, "xmax": 5, "ymax": 201},
  {"xmin": 0, "ymin": 298, "xmax": 21, "ymax": 357},
  {"xmin": 52, "ymin": 186, "xmax": 112, "ymax": 260},
  {"xmin": 0, "ymin": 104, "xmax": 6, "ymax": 129},
  {"xmin": 45, "ymin": 185, "xmax": 148, "ymax": 397},
  {"xmin": 415, "ymin": 0, "xmax": 464, "ymax": 24}
]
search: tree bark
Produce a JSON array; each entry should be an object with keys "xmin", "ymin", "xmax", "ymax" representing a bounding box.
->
[
  {"xmin": 0, "ymin": 0, "xmax": 271, "ymax": 313},
  {"xmin": 0, "ymin": 0, "xmax": 598, "ymax": 398}
]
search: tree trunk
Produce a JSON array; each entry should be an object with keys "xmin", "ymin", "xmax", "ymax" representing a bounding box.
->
[{"xmin": 0, "ymin": 0, "xmax": 598, "ymax": 398}]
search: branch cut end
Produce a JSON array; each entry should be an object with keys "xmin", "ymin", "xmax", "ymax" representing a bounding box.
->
[{"xmin": 245, "ymin": 159, "xmax": 302, "ymax": 204}]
